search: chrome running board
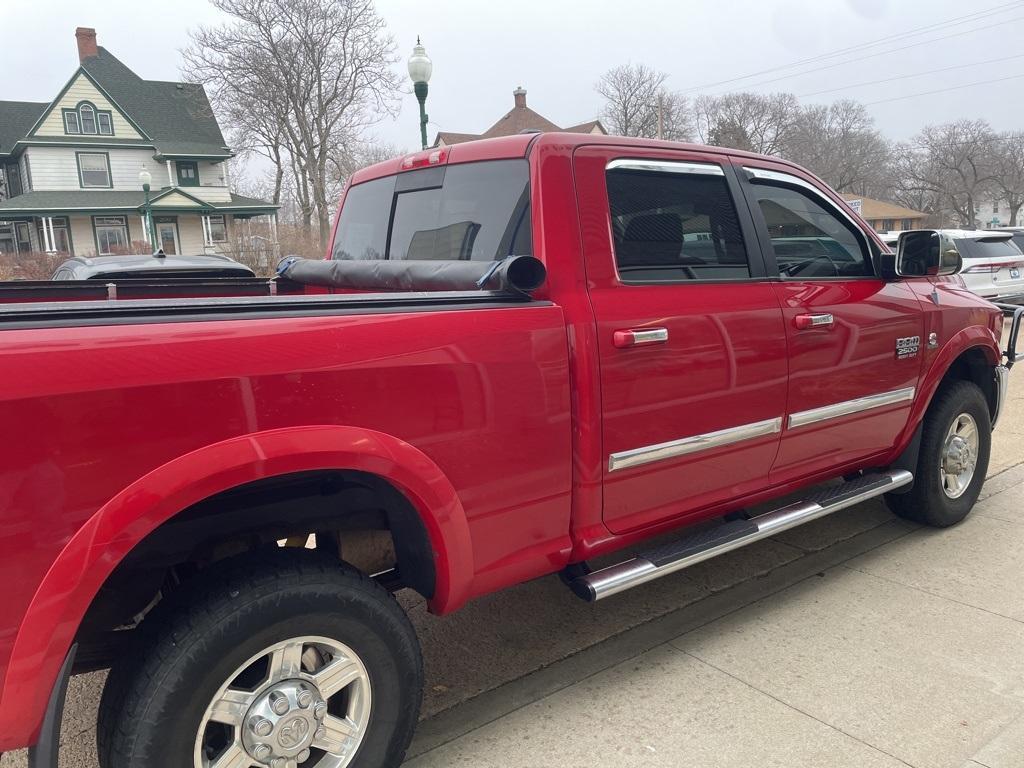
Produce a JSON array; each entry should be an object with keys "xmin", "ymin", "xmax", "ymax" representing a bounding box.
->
[{"xmin": 570, "ymin": 470, "xmax": 913, "ymax": 602}]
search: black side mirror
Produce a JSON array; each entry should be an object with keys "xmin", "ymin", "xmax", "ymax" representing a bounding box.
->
[{"xmin": 895, "ymin": 230, "xmax": 962, "ymax": 278}]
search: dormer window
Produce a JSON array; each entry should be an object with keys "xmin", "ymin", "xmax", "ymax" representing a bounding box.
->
[
  {"xmin": 63, "ymin": 102, "xmax": 114, "ymax": 136},
  {"xmin": 80, "ymin": 104, "xmax": 96, "ymax": 134}
]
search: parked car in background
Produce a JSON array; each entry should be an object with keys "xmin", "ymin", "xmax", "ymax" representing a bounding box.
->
[
  {"xmin": 992, "ymin": 227, "xmax": 1024, "ymax": 256},
  {"xmin": 50, "ymin": 251, "xmax": 255, "ymax": 280},
  {"xmin": 948, "ymin": 230, "xmax": 1024, "ymax": 302}
]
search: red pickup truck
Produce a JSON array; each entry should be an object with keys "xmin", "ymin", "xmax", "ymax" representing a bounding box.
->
[{"xmin": 0, "ymin": 133, "xmax": 1019, "ymax": 768}]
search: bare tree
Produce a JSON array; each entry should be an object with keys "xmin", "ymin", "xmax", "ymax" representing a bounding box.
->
[
  {"xmin": 782, "ymin": 100, "xmax": 890, "ymax": 194},
  {"xmin": 991, "ymin": 132, "xmax": 1024, "ymax": 226},
  {"xmin": 184, "ymin": 0, "xmax": 401, "ymax": 247},
  {"xmin": 596, "ymin": 64, "xmax": 691, "ymax": 141},
  {"xmin": 894, "ymin": 120, "xmax": 997, "ymax": 227},
  {"xmin": 693, "ymin": 92, "xmax": 799, "ymax": 156}
]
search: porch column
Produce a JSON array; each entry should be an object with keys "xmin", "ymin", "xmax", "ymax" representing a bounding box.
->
[
  {"xmin": 40, "ymin": 216, "xmax": 53, "ymax": 253},
  {"xmin": 46, "ymin": 217, "xmax": 57, "ymax": 253},
  {"xmin": 271, "ymin": 212, "xmax": 279, "ymax": 244},
  {"xmin": 140, "ymin": 215, "xmax": 149, "ymax": 244},
  {"xmin": 166, "ymin": 160, "xmax": 174, "ymax": 187},
  {"xmin": 201, "ymin": 214, "xmax": 212, "ymax": 247}
]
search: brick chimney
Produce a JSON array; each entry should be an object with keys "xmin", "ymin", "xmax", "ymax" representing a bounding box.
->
[
  {"xmin": 513, "ymin": 86, "xmax": 527, "ymax": 109},
  {"xmin": 75, "ymin": 27, "xmax": 98, "ymax": 62}
]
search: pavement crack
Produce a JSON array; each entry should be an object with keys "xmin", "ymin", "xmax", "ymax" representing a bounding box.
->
[
  {"xmin": 677, "ymin": 650, "xmax": 920, "ymax": 768},
  {"xmin": 839, "ymin": 564, "xmax": 1024, "ymax": 626}
]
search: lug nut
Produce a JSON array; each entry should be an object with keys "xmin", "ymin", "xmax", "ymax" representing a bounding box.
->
[
  {"xmin": 314, "ymin": 725, "xmax": 327, "ymax": 741},
  {"xmin": 297, "ymin": 748, "xmax": 311, "ymax": 763},
  {"xmin": 271, "ymin": 759, "xmax": 288, "ymax": 768},
  {"xmin": 249, "ymin": 716, "xmax": 273, "ymax": 737},
  {"xmin": 253, "ymin": 743, "xmax": 272, "ymax": 761},
  {"xmin": 296, "ymin": 688, "xmax": 314, "ymax": 709},
  {"xmin": 269, "ymin": 690, "xmax": 290, "ymax": 715},
  {"xmin": 313, "ymin": 701, "xmax": 327, "ymax": 720}
]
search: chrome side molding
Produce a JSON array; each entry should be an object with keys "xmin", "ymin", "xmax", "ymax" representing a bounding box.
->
[
  {"xmin": 607, "ymin": 416, "xmax": 783, "ymax": 473},
  {"xmin": 788, "ymin": 387, "xmax": 915, "ymax": 430}
]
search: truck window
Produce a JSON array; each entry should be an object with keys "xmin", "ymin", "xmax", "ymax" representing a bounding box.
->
[
  {"xmin": 331, "ymin": 159, "xmax": 532, "ymax": 262},
  {"xmin": 605, "ymin": 161, "xmax": 751, "ymax": 282},
  {"xmin": 751, "ymin": 182, "xmax": 872, "ymax": 278}
]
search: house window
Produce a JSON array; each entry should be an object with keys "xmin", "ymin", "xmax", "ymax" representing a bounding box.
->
[
  {"xmin": 64, "ymin": 102, "xmax": 113, "ymax": 136},
  {"xmin": 901, "ymin": 219, "xmax": 913, "ymax": 230},
  {"xmin": 80, "ymin": 104, "xmax": 97, "ymax": 134},
  {"xmin": 994, "ymin": 202, "xmax": 1000, "ymax": 214},
  {"xmin": 177, "ymin": 161, "xmax": 199, "ymax": 187},
  {"xmin": 204, "ymin": 214, "xmax": 228, "ymax": 244},
  {"xmin": 78, "ymin": 153, "xmax": 111, "ymax": 188},
  {"xmin": 94, "ymin": 216, "xmax": 130, "ymax": 255}
]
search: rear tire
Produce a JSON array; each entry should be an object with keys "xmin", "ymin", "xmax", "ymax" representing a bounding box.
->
[
  {"xmin": 885, "ymin": 380, "xmax": 991, "ymax": 527},
  {"xmin": 96, "ymin": 548, "xmax": 422, "ymax": 768}
]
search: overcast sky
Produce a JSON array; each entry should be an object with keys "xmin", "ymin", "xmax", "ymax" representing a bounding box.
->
[{"xmin": 3, "ymin": 0, "xmax": 1024, "ymax": 172}]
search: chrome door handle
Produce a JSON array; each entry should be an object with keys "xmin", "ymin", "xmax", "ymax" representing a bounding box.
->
[
  {"xmin": 613, "ymin": 327, "xmax": 669, "ymax": 348},
  {"xmin": 794, "ymin": 313, "xmax": 834, "ymax": 330}
]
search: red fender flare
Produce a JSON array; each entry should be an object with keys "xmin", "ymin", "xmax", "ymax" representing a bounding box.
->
[
  {"xmin": 892, "ymin": 327, "xmax": 1000, "ymax": 455},
  {"xmin": 0, "ymin": 425, "xmax": 472, "ymax": 747}
]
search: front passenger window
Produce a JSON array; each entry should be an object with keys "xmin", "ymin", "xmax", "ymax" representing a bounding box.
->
[{"xmin": 753, "ymin": 183, "xmax": 873, "ymax": 278}]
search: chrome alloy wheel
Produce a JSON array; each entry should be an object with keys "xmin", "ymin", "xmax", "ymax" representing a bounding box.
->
[
  {"xmin": 194, "ymin": 636, "xmax": 372, "ymax": 768},
  {"xmin": 940, "ymin": 413, "xmax": 980, "ymax": 500}
]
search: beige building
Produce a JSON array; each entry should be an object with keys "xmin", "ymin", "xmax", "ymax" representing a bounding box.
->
[
  {"xmin": 434, "ymin": 87, "xmax": 605, "ymax": 147},
  {"xmin": 841, "ymin": 195, "xmax": 929, "ymax": 233},
  {"xmin": 0, "ymin": 28, "xmax": 277, "ymax": 258}
]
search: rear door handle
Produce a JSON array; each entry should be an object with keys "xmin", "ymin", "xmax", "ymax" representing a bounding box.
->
[
  {"xmin": 613, "ymin": 327, "xmax": 669, "ymax": 348},
  {"xmin": 794, "ymin": 313, "xmax": 834, "ymax": 330}
]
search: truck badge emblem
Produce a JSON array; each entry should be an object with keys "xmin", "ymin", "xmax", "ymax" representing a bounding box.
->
[
  {"xmin": 277, "ymin": 717, "xmax": 310, "ymax": 749},
  {"xmin": 896, "ymin": 336, "xmax": 921, "ymax": 359}
]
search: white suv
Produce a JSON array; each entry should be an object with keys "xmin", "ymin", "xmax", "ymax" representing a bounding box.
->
[{"xmin": 883, "ymin": 230, "xmax": 1024, "ymax": 303}]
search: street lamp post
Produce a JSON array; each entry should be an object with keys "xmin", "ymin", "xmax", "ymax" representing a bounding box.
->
[
  {"xmin": 139, "ymin": 169, "xmax": 157, "ymax": 252},
  {"xmin": 407, "ymin": 37, "xmax": 433, "ymax": 151}
]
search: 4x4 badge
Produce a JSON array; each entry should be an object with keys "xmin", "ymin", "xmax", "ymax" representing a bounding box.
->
[{"xmin": 896, "ymin": 336, "xmax": 921, "ymax": 359}]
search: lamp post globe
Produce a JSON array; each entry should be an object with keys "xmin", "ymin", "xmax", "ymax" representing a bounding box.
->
[
  {"xmin": 407, "ymin": 37, "xmax": 432, "ymax": 150},
  {"xmin": 139, "ymin": 169, "xmax": 157, "ymax": 252}
]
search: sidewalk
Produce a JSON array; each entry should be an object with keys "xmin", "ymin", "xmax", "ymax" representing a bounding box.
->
[{"xmin": 404, "ymin": 466, "xmax": 1024, "ymax": 768}]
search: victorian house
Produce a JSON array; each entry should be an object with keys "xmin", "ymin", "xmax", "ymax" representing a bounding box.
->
[{"xmin": 0, "ymin": 28, "xmax": 277, "ymax": 258}]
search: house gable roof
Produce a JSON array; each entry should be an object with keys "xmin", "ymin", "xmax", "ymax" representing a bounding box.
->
[
  {"xmin": 80, "ymin": 48, "xmax": 229, "ymax": 158},
  {"xmin": 433, "ymin": 87, "xmax": 605, "ymax": 147},
  {"xmin": 28, "ymin": 67, "xmax": 148, "ymax": 141},
  {"xmin": 1, "ymin": 45, "xmax": 230, "ymax": 159}
]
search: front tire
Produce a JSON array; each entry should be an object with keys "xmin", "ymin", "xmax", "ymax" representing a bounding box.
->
[
  {"xmin": 885, "ymin": 380, "xmax": 991, "ymax": 527},
  {"xmin": 97, "ymin": 549, "xmax": 422, "ymax": 768}
]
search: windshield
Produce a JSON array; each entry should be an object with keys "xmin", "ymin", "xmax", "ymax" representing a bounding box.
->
[
  {"xmin": 331, "ymin": 159, "xmax": 532, "ymax": 262},
  {"xmin": 954, "ymin": 237, "xmax": 1024, "ymax": 260}
]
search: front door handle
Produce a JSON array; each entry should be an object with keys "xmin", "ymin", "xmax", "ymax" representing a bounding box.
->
[
  {"xmin": 794, "ymin": 313, "xmax": 834, "ymax": 330},
  {"xmin": 613, "ymin": 327, "xmax": 669, "ymax": 348}
]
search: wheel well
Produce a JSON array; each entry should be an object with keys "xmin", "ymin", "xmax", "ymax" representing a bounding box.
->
[
  {"xmin": 940, "ymin": 346, "xmax": 998, "ymax": 421},
  {"xmin": 74, "ymin": 469, "xmax": 435, "ymax": 670}
]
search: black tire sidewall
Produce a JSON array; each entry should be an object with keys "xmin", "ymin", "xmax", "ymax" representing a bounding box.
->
[
  {"xmin": 106, "ymin": 558, "xmax": 420, "ymax": 768},
  {"xmin": 914, "ymin": 381, "xmax": 991, "ymax": 526}
]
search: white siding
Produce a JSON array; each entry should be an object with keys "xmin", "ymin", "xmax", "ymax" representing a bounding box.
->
[
  {"xmin": 177, "ymin": 216, "xmax": 207, "ymax": 254},
  {"xmin": 33, "ymin": 73, "xmax": 143, "ymax": 139},
  {"xmin": 190, "ymin": 186, "xmax": 232, "ymax": 203},
  {"xmin": 170, "ymin": 160, "xmax": 232, "ymax": 202},
  {"xmin": 24, "ymin": 147, "xmax": 166, "ymax": 191}
]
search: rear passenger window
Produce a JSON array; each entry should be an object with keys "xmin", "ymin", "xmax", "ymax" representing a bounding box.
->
[
  {"xmin": 752, "ymin": 182, "xmax": 873, "ymax": 278},
  {"xmin": 606, "ymin": 161, "xmax": 750, "ymax": 282}
]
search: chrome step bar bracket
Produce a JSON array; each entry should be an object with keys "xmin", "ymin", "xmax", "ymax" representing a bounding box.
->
[{"xmin": 570, "ymin": 470, "xmax": 913, "ymax": 602}]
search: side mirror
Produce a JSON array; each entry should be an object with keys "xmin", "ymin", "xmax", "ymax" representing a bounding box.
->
[{"xmin": 896, "ymin": 230, "xmax": 962, "ymax": 277}]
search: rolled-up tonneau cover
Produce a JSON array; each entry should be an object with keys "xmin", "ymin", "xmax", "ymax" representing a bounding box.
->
[{"xmin": 277, "ymin": 255, "xmax": 547, "ymax": 296}]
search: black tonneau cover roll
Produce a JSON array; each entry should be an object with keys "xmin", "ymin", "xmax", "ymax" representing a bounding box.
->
[{"xmin": 276, "ymin": 255, "xmax": 547, "ymax": 296}]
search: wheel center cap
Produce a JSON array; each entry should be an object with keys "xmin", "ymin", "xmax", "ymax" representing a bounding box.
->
[
  {"xmin": 945, "ymin": 436, "xmax": 971, "ymax": 474},
  {"xmin": 242, "ymin": 679, "xmax": 327, "ymax": 765}
]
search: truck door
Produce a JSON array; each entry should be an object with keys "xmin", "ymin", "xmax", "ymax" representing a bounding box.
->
[
  {"xmin": 573, "ymin": 146, "xmax": 788, "ymax": 535},
  {"xmin": 735, "ymin": 162, "xmax": 924, "ymax": 480}
]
